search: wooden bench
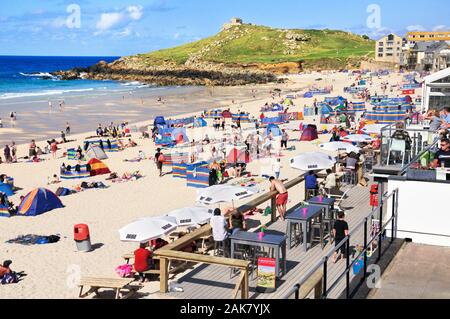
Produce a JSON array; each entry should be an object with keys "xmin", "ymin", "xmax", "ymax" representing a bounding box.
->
[{"xmin": 78, "ymin": 277, "xmax": 140, "ymax": 299}]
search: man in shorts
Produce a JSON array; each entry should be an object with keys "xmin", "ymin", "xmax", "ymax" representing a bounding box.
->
[{"xmin": 269, "ymin": 177, "xmax": 288, "ymax": 221}]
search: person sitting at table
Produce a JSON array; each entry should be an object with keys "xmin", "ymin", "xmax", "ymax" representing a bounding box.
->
[
  {"xmin": 321, "ymin": 169, "xmax": 338, "ymax": 195},
  {"xmin": 305, "ymin": 171, "xmax": 319, "ymax": 198},
  {"xmin": 229, "ymin": 210, "xmax": 247, "ymax": 235},
  {"xmin": 134, "ymin": 242, "xmax": 155, "ymax": 283}
]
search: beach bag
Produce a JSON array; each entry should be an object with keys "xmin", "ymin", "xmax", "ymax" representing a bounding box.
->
[
  {"xmin": 115, "ymin": 264, "xmax": 133, "ymax": 278},
  {"xmin": 158, "ymin": 154, "xmax": 165, "ymax": 163}
]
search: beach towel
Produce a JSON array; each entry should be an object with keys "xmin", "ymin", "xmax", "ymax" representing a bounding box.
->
[{"xmin": 6, "ymin": 234, "xmax": 60, "ymax": 246}]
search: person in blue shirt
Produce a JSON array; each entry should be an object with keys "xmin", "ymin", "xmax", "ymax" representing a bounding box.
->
[
  {"xmin": 440, "ymin": 107, "xmax": 450, "ymax": 134},
  {"xmin": 305, "ymin": 171, "xmax": 318, "ymax": 198}
]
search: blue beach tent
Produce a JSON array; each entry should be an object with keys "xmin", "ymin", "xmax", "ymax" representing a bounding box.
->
[
  {"xmin": 17, "ymin": 188, "xmax": 64, "ymax": 217},
  {"xmin": 265, "ymin": 124, "xmax": 282, "ymax": 137}
]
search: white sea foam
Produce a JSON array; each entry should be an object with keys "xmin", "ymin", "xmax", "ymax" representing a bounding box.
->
[
  {"xmin": 19, "ymin": 72, "xmax": 55, "ymax": 78},
  {"xmin": 0, "ymin": 88, "xmax": 95, "ymax": 100}
]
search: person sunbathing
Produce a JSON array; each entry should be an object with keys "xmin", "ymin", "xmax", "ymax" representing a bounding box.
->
[
  {"xmin": 127, "ymin": 139, "xmax": 137, "ymax": 148},
  {"xmin": 48, "ymin": 174, "xmax": 61, "ymax": 185}
]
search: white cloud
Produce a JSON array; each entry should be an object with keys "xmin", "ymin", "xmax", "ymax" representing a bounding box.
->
[
  {"xmin": 433, "ymin": 25, "xmax": 448, "ymax": 32},
  {"xmin": 127, "ymin": 6, "xmax": 143, "ymax": 21},
  {"xmin": 95, "ymin": 5, "xmax": 144, "ymax": 34},
  {"xmin": 96, "ymin": 12, "xmax": 123, "ymax": 31},
  {"xmin": 115, "ymin": 27, "xmax": 132, "ymax": 38},
  {"xmin": 406, "ymin": 25, "xmax": 426, "ymax": 32}
]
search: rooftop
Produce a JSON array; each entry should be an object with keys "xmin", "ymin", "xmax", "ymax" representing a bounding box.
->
[{"xmin": 369, "ymin": 243, "xmax": 450, "ymax": 299}]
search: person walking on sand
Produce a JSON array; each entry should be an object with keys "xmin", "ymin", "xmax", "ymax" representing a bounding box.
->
[
  {"xmin": 50, "ymin": 139, "xmax": 58, "ymax": 159},
  {"xmin": 155, "ymin": 148, "xmax": 164, "ymax": 177},
  {"xmin": 66, "ymin": 122, "xmax": 71, "ymax": 135},
  {"xmin": 48, "ymin": 100, "xmax": 52, "ymax": 113},
  {"xmin": 332, "ymin": 212, "xmax": 349, "ymax": 263},
  {"xmin": 11, "ymin": 142, "xmax": 17, "ymax": 163},
  {"xmin": 269, "ymin": 177, "xmax": 288, "ymax": 221}
]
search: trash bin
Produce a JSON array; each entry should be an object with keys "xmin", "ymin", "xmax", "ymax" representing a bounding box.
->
[
  {"xmin": 74, "ymin": 224, "xmax": 92, "ymax": 252},
  {"xmin": 369, "ymin": 184, "xmax": 379, "ymax": 208}
]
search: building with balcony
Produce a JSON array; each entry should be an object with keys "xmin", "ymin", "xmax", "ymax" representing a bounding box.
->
[
  {"xmin": 404, "ymin": 42, "xmax": 450, "ymax": 72},
  {"xmin": 375, "ymin": 34, "xmax": 404, "ymax": 65},
  {"xmin": 406, "ymin": 31, "xmax": 450, "ymax": 44}
]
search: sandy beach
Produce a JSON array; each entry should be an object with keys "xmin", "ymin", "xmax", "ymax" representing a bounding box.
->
[{"xmin": 0, "ymin": 71, "xmax": 409, "ymax": 299}]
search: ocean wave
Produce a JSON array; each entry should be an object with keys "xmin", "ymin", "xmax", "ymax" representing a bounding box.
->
[
  {"xmin": 0, "ymin": 88, "xmax": 95, "ymax": 100},
  {"xmin": 19, "ymin": 72, "xmax": 55, "ymax": 78},
  {"xmin": 121, "ymin": 81, "xmax": 143, "ymax": 86}
]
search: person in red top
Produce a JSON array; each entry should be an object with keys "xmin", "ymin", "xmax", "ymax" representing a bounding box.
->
[
  {"xmin": 50, "ymin": 140, "xmax": 58, "ymax": 159},
  {"xmin": 134, "ymin": 243, "xmax": 154, "ymax": 282}
]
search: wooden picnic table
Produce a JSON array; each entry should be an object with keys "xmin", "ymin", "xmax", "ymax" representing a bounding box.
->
[{"xmin": 78, "ymin": 277, "xmax": 139, "ymax": 299}]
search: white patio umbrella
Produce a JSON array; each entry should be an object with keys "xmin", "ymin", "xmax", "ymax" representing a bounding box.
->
[
  {"xmin": 196, "ymin": 185, "xmax": 256, "ymax": 206},
  {"xmin": 361, "ymin": 124, "xmax": 386, "ymax": 135},
  {"xmin": 167, "ymin": 207, "xmax": 214, "ymax": 227},
  {"xmin": 290, "ymin": 152, "xmax": 337, "ymax": 171},
  {"xmin": 341, "ymin": 134, "xmax": 376, "ymax": 143},
  {"xmin": 119, "ymin": 216, "xmax": 177, "ymax": 243},
  {"xmin": 319, "ymin": 142, "xmax": 360, "ymax": 154}
]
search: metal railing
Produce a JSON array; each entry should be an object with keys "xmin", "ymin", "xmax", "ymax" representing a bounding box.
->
[
  {"xmin": 379, "ymin": 122, "xmax": 439, "ymax": 170},
  {"xmin": 283, "ymin": 188, "xmax": 399, "ymax": 299}
]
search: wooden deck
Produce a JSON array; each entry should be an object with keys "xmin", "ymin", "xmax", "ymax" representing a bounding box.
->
[{"xmin": 164, "ymin": 185, "xmax": 373, "ymax": 299}]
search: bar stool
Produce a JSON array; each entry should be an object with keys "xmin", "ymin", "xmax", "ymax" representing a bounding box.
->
[
  {"xmin": 288, "ymin": 222, "xmax": 304, "ymax": 247},
  {"xmin": 343, "ymin": 169, "xmax": 357, "ymax": 185},
  {"xmin": 251, "ymin": 247, "xmax": 269, "ymax": 280},
  {"xmin": 214, "ymin": 240, "xmax": 227, "ymax": 257},
  {"xmin": 230, "ymin": 246, "xmax": 249, "ymax": 278},
  {"xmin": 309, "ymin": 218, "xmax": 324, "ymax": 249},
  {"xmin": 306, "ymin": 189, "xmax": 318, "ymax": 200}
]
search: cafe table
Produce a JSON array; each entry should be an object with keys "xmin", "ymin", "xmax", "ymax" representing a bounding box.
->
[
  {"xmin": 307, "ymin": 196, "xmax": 336, "ymax": 220},
  {"xmin": 285, "ymin": 205, "xmax": 324, "ymax": 252},
  {"xmin": 229, "ymin": 231, "xmax": 287, "ymax": 278}
]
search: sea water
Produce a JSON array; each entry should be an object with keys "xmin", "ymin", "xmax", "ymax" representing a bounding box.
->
[{"xmin": 0, "ymin": 55, "xmax": 152, "ymax": 100}]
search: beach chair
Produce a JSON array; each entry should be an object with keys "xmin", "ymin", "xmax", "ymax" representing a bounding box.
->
[{"xmin": 78, "ymin": 277, "xmax": 140, "ymax": 299}]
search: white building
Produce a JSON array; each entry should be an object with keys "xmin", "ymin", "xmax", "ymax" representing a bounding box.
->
[{"xmin": 421, "ymin": 67, "xmax": 450, "ymax": 112}]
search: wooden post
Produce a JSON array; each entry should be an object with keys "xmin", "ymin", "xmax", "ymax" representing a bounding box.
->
[
  {"xmin": 314, "ymin": 276, "xmax": 323, "ymax": 299},
  {"xmin": 271, "ymin": 196, "xmax": 277, "ymax": 223},
  {"xmin": 241, "ymin": 268, "xmax": 249, "ymax": 299},
  {"xmin": 159, "ymin": 258, "xmax": 169, "ymax": 293}
]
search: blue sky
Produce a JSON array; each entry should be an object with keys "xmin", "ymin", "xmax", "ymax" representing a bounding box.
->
[{"xmin": 1, "ymin": 0, "xmax": 449, "ymax": 56}]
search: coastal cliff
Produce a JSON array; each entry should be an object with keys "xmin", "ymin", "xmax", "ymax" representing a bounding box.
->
[{"xmin": 53, "ymin": 23, "xmax": 374, "ymax": 86}]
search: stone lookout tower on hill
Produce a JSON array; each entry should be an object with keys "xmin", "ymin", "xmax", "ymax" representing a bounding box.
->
[{"xmin": 222, "ymin": 18, "xmax": 244, "ymax": 30}]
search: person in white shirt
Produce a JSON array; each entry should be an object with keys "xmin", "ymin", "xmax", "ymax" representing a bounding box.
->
[
  {"xmin": 210, "ymin": 209, "xmax": 230, "ymax": 256},
  {"xmin": 273, "ymin": 158, "xmax": 282, "ymax": 179},
  {"xmin": 321, "ymin": 169, "xmax": 337, "ymax": 194}
]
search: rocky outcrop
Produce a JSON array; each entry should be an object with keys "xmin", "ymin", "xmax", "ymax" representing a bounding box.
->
[{"xmin": 52, "ymin": 59, "xmax": 280, "ymax": 86}]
